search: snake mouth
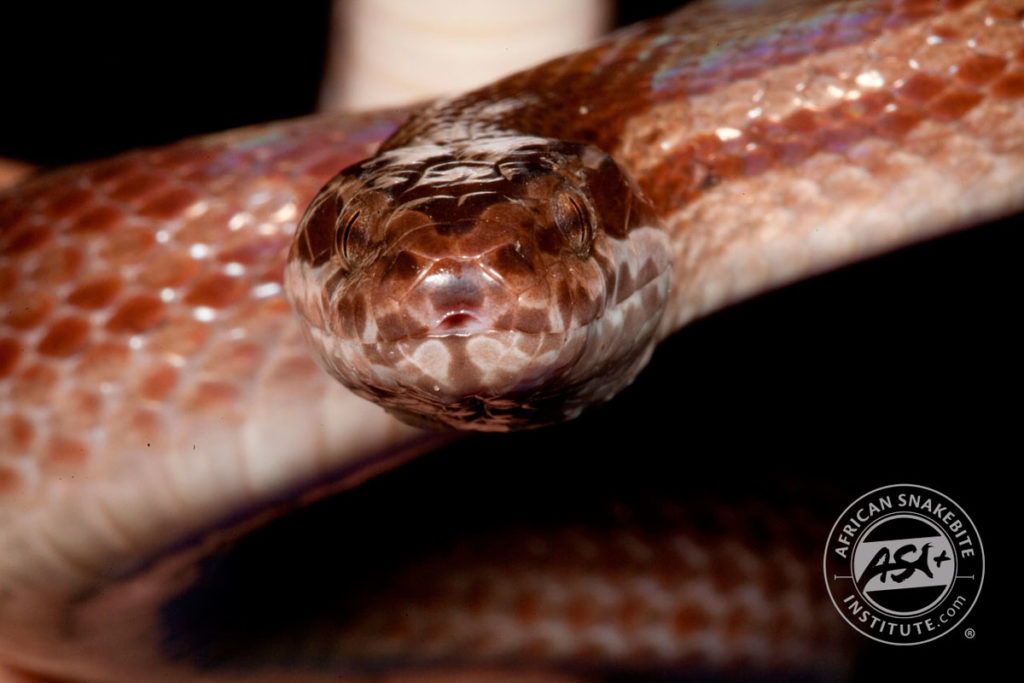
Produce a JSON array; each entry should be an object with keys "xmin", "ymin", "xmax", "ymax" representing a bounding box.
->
[{"xmin": 429, "ymin": 311, "xmax": 488, "ymax": 336}]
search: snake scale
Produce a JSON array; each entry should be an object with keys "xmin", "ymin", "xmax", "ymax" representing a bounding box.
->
[{"xmin": 1, "ymin": 0, "xmax": 1020, "ymax": 680}]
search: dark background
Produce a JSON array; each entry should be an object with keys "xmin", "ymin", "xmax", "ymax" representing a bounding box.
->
[
  {"xmin": 1, "ymin": 1, "xmax": 1015, "ymax": 680},
  {"xmin": 1, "ymin": 3, "xmax": 332, "ymax": 165}
]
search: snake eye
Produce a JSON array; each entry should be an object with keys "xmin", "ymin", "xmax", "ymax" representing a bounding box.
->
[
  {"xmin": 337, "ymin": 208, "xmax": 369, "ymax": 269},
  {"xmin": 553, "ymin": 190, "xmax": 594, "ymax": 256}
]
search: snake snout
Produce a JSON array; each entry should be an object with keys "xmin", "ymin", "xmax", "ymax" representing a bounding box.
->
[{"xmin": 416, "ymin": 257, "xmax": 503, "ymax": 336}]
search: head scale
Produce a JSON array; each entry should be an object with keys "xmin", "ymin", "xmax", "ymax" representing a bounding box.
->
[{"xmin": 286, "ymin": 137, "xmax": 671, "ymax": 430}]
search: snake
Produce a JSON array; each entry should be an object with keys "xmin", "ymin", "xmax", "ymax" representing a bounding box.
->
[{"xmin": 0, "ymin": 0, "xmax": 1020, "ymax": 680}]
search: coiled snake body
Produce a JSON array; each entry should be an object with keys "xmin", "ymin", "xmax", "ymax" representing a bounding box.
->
[{"xmin": 0, "ymin": 1, "xmax": 1020, "ymax": 680}]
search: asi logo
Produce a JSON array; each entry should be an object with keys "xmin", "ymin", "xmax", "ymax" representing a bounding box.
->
[{"xmin": 823, "ymin": 484, "xmax": 984, "ymax": 645}]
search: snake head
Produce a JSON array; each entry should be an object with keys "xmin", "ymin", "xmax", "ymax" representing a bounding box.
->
[{"xmin": 286, "ymin": 137, "xmax": 671, "ymax": 430}]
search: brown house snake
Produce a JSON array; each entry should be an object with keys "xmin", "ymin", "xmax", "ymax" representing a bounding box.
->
[{"xmin": 0, "ymin": 0, "xmax": 1020, "ymax": 680}]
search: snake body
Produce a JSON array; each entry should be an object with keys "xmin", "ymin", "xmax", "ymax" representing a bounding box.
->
[{"xmin": 0, "ymin": 0, "xmax": 1021, "ymax": 680}]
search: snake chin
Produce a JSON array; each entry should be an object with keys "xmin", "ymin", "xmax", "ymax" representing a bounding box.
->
[
  {"xmin": 287, "ymin": 136, "xmax": 673, "ymax": 430},
  {"xmin": 303, "ymin": 263, "xmax": 671, "ymax": 431}
]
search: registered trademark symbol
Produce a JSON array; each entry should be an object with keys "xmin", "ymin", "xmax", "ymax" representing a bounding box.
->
[{"xmin": 964, "ymin": 628, "xmax": 976, "ymax": 639}]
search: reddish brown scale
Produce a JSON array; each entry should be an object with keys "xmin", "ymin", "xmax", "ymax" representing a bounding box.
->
[
  {"xmin": 380, "ymin": 249, "xmax": 421, "ymax": 289},
  {"xmin": 68, "ymin": 204, "xmax": 122, "ymax": 233},
  {"xmin": 184, "ymin": 272, "xmax": 247, "ymax": 308},
  {"xmin": 376, "ymin": 312, "xmax": 422, "ymax": 342},
  {"xmin": 42, "ymin": 187, "xmax": 94, "ymax": 219},
  {"xmin": 67, "ymin": 275, "xmax": 122, "ymax": 309},
  {"xmin": 4, "ymin": 290, "xmax": 53, "ymax": 329},
  {"xmin": 37, "ymin": 317, "xmax": 90, "ymax": 357},
  {"xmin": 899, "ymin": 72, "xmax": 947, "ymax": 100},
  {"xmin": 876, "ymin": 108, "xmax": 925, "ymax": 137},
  {"xmin": 512, "ymin": 307, "xmax": 548, "ymax": 334},
  {"xmin": 106, "ymin": 171, "xmax": 170, "ymax": 203},
  {"xmin": 105, "ymin": 295, "xmax": 166, "ymax": 334},
  {"xmin": 137, "ymin": 364, "xmax": 178, "ymax": 401},
  {"xmin": 933, "ymin": 89, "xmax": 985, "ymax": 119},
  {"xmin": 2, "ymin": 223, "xmax": 51, "ymax": 255},
  {"xmin": 994, "ymin": 70, "xmax": 1024, "ymax": 96},
  {"xmin": 42, "ymin": 435, "xmax": 89, "ymax": 467}
]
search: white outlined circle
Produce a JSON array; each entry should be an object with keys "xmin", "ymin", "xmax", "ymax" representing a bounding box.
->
[{"xmin": 823, "ymin": 483, "xmax": 984, "ymax": 645}]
